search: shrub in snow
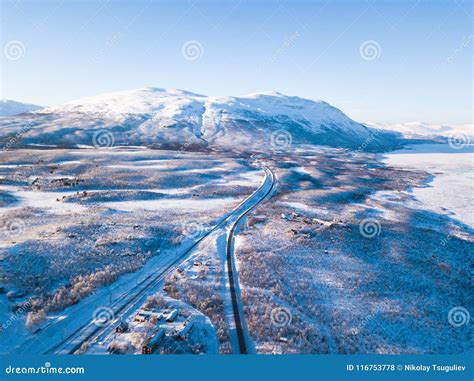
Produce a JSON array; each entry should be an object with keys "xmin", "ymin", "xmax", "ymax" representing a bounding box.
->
[
  {"xmin": 144, "ymin": 294, "xmax": 167, "ymax": 309},
  {"xmin": 108, "ymin": 340, "xmax": 129, "ymax": 354},
  {"xmin": 164, "ymin": 272, "xmax": 231, "ymax": 352},
  {"xmin": 25, "ymin": 310, "xmax": 46, "ymax": 330}
]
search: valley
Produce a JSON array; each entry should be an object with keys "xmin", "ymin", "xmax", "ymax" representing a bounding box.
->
[
  {"xmin": 0, "ymin": 144, "xmax": 471, "ymax": 355},
  {"xmin": 0, "ymin": 88, "xmax": 472, "ymax": 356}
]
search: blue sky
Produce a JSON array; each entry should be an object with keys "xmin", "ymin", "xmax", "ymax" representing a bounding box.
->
[{"xmin": 1, "ymin": 0, "xmax": 472, "ymax": 124}]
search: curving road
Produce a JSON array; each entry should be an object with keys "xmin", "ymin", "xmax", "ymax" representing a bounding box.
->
[{"xmin": 225, "ymin": 166, "xmax": 275, "ymax": 354}]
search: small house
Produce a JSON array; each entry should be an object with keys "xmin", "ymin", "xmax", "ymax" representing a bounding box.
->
[
  {"xmin": 165, "ymin": 309, "xmax": 178, "ymax": 322},
  {"xmin": 142, "ymin": 328, "xmax": 165, "ymax": 354}
]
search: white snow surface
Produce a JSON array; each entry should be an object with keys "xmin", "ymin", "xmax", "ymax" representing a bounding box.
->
[
  {"xmin": 381, "ymin": 143, "xmax": 474, "ymax": 227},
  {"xmin": 0, "ymin": 100, "xmax": 43, "ymax": 116}
]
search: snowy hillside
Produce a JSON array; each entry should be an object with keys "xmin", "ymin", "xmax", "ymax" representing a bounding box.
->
[
  {"xmin": 0, "ymin": 100, "xmax": 43, "ymax": 116},
  {"xmin": 0, "ymin": 87, "xmax": 401, "ymax": 151}
]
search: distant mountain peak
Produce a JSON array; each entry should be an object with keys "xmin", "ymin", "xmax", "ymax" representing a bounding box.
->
[
  {"xmin": 1, "ymin": 87, "xmax": 402, "ymax": 152},
  {"xmin": 245, "ymin": 90, "xmax": 285, "ymax": 97},
  {"xmin": 139, "ymin": 87, "xmax": 206, "ymax": 97},
  {"xmin": 368, "ymin": 121, "xmax": 474, "ymax": 139},
  {"xmin": 0, "ymin": 100, "xmax": 43, "ymax": 116}
]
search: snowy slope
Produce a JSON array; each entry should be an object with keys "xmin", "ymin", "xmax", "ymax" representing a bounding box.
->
[
  {"xmin": 44, "ymin": 87, "xmax": 206, "ymax": 116},
  {"xmin": 382, "ymin": 143, "xmax": 474, "ymax": 227},
  {"xmin": 0, "ymin": 100, "xmax": 43, "ymax": 116},
  {"xmin": 0, "ymin": 87, "xmax": 401, "ymax": 151}
]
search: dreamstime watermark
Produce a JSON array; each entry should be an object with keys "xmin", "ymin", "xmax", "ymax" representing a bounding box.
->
[
  {"xmin": 5, "ymin": 362, "xmax": 84, "ymax": 375},
  {"xmin": 359, "ymin": 40, "xmax": 381, "ymax": 61},
  {"xmin": 92, "ymin": 306, "xmax": 115, "ymax": 327},
  {"xmin": 448, "ymin": 307, "xmax": 470, "ymax": 327},
  {"xmin": 4, "ymin": 40, "xmax": 26, "ymax": 61},
  {"xmin": 441, "ymin": 34, "xmax": 473, "ymax": 68},
  {"xmin": 181, "ymin": 40, "xmax": 204, "ymax": 61},
  {"xmin": 178, "ymin": 138, "xmax": 194, "ymax": 153},
  {"xmin": 1, "ymin": 298, "xmax": 32, "ymax": 332},
  {"xmin": 92, "ymin": 129, "xmax": 115, "ymax": 148},
  {"xmin": 354, "ymin": 130, "xmax": 380, "ymax": 154},
  {"xmin": 2, "ymin": 122, "xmax": 33, "ymax": 151},
  {"xmin": 439, "ymin": 225, "xmax": 462, "ymax": 247},
  {"xmin": 349, "ymin": 298, "xmax": 391, "ymax": 335},
  {"xmin": 2, "ymin": 219, "xmax": 26, "ymax": 238},
  {"xmin": 359, "ymin": 218, "xmax": 382, "ymax": 238},
  {"xmin": 261, "ymin": 31, "xmax": 300, "ymax": 70},
  {"xmin": 270, "ymin": 307, "xmax": 292, "ymax": 327},
  {"xmin": 448, "ymin": 133, "xmax": 470, "ymax": 150},
  {"xmin": 270, "ymin": 129, "xmax": 292, "ymax": 151},
  {"xmin": 90, "ymin": 31, "xmax": 122, "ymax": 63},
  {"xmin": 181, "ymin": 221, "xmax": 209, "ymax": 240}
]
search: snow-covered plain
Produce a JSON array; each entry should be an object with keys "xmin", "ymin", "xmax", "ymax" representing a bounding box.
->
[
  {"xmin": 232, "ymin": 147, "xmax": 472, "ymax": 354},
  {"xmin": 0, "ymin": 140, "xmax": 472, "ymax": 356},
  {"xmin": 0, "ymin": 148, "xmax": 263, "ymax": 354},
  {"xmin": 381, "ymin": 144, "xmax": 474, "ymax": 227}
]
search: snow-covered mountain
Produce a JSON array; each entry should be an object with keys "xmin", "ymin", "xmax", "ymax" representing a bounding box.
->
[
  {"xmin": 0, "ymin": 87, "xmax": 401, "ymax": 151},
  {"xmin": 367, "ymin": 121, "xmax": 473, "ymax": 140},
  {"xmin": 0, "ymin": 100, "xmax": 43, "ymax": 116}
]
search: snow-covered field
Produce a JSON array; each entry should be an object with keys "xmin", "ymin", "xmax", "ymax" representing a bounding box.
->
[
  {"xmin": 0, "ymin": 143, "xmax": 472, "ymax": 356},
  {"xmin": 381, "ymin": 144, "xmax": 474, "ymax": 227},
  {"xmin": 231, "ymin": 147, "xmax": 472, "ymax": 354},
  {"xmin": 0, "ymin": 148, "xmax": 262, "ymax": 353}
]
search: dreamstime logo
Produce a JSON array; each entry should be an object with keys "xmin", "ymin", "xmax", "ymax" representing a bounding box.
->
[
  {"xmin": 354, "ymin": 130, "xmax": 380, "ymax": 154},
  {"xmin": 181, "ymin": 40, "xmax": 204, "ymax": 61},
  {"xmin": 270, "ymin": 307, "xmax": 292, "ymax": 327},
  {"xmin": 440, "ymin": 225, "xmax": 462, "ymax": 247},
  {"xmin": 262, "ymin": 31, "xmax": 300, "ymax": 70},
  {"xmin": 181, "ymin": 221, "xmax": 208, "ymax": 239},
  {"xmin": 349, "ymin": 298, "xmax": 391, "ymax": 336},
  {"xmin": 359, "ymin": 218, "xmax": 381, "ymax": 238},
  {"xmin": 4, "ymin": 362, "xmax": 85, "ymax": 375},
  {"xmin": 3, "ymin": 219, "xmax": 25, "ymax": 238},
  {"xmin": 92, "ymin": 129, "xmax": 115, "ymax": 148},
  {"xmin": 1, "ymin": 298, "xmax": 32, "ymax": 332},
  {"xmin": 441, "ymin": 34, "xmax": 473, "ymax": 68},
  {"xmin": 270, "ymin": 130, "xmax": 292, "ymax": 151},
  {"xmin": 448, "ymin": 307, "xmax": 470, "ymax": 327},
  {"xmin": 359, "ymin": 40, "xmax": 381, "ymax": 61},
  {"xmin": 92, "ymin": 306, "xmax": 115, "ymax": 327},
  {"xmin": 448, "ymin": 133, "xmax": 470, "ymax": 150},
  {"xmin": 4, "ymin": 40, "xmax": 26, "ymax": 61},
  {"xmin": 178, "ymin": 138, "xmax": 194, "ymax": 153},
  {"xmin": 2, "ymin": 122, "xmax": 33, "ymax": 151},
  {"xmin": 90, "ymin": 31, "xmax": 121, "ymax": 63}
]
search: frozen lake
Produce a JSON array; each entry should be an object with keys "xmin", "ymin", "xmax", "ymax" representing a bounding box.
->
[{"xmin": 382, "ymin": 143, "xmax": 474, "ymax": 227}]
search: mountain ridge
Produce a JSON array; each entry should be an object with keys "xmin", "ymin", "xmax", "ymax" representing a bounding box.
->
[
  {"xmin": 0, "ymin": 87, "xmax": 402, "ymax": 152},
  {"xmin": 0, "ymin": 100, "xmax": 43, "ymax": 116}
]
